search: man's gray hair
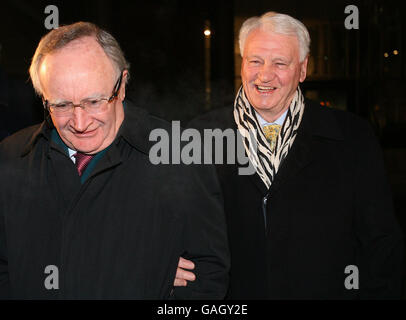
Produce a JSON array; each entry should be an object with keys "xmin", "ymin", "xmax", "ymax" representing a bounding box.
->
[
  {"xmin": 29, "ymin": 21, "xmax": 130, "ymax": 95},
  {"xmin": 239, "ymin": 12, "xmax": 311, "ymax": 62}
]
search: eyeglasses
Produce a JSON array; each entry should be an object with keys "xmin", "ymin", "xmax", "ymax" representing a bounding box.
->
[{"xmin": 42, "ymin": 71, "xmax": 123, "ymax": 116}]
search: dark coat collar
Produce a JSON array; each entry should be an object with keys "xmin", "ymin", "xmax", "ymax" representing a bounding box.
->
[
  {"xmin": 114, "ymin": 99, "xmax": 154, "ymax": 155},
  {"xmin": 21, "ymin": 99, "xmax": 153, "ymax": 157},
  {"xmin": 20, "ymin": 119, "xmax": 52, "ymax": 157}
]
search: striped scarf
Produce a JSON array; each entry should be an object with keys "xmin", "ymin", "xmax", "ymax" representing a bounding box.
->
[{"xmin": 233, "ymin": 86, "xmax": 305, "ymax": 189}]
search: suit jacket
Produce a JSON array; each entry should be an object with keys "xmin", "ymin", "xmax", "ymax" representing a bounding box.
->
[
  {"xmin": 189, "ymin": 99, "xmax": 404, "ymax": 299},
  {"xmin": 0, "ymin": 100, "xmax": 230, "ymax": 299}
]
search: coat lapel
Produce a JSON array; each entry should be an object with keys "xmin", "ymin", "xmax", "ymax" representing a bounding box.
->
[
  {"xmin": 247, "ymin": 169, "xmax": 268, "ymax": 195},
  {"xmin": 267, "ymin": 101, "xmax": 344, "ymax": 197},
  {"xmin": 263, "ymin": 101, "xmax": 344, "ymax": 234},
  {"xmin": 267, "ymin": 130, "xmax": 315, "ymax": 196}
]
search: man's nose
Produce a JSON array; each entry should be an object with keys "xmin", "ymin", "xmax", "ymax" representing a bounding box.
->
[
  {"xmin": 258, "ymin": 64, "xmax": 276, "ymax": 83},
  {"xmin": 71, "ymin": 105, "xmax": 90, "ymax": 131}
]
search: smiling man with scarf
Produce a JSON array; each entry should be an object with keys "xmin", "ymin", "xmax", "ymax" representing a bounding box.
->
[{"xmin": 176, "ymin": 12, "xmax": 404, "ymax": 299}]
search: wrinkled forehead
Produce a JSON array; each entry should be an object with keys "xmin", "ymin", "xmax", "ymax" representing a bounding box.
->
[
  {"xmin": 40, "ymin": 37, "xmax": 116, "ymax": 83},
  {"xmin": 39, "ymin": 38, "xmax": 117, "ymax": 101},
  {"xmin": 39, "ymin": 37, "xmax": 117, "ymax": 99}
]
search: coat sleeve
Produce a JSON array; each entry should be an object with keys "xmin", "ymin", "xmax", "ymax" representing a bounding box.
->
[
  {"xmin": 171, "ymin": 163, "xmax": 230, "ymax": 299},
  {"xmin": 354, "ymin": 120, "xmax": 404, "ymax": 299}
]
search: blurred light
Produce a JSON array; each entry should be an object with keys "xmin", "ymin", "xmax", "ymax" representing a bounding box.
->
[
  {"xmin": 320, "ymin": 101, "xmax": 325, "ymax": 106},
  {"xmin": 384, "ymin": 52, "xmax": 389, "ymax": 58},
  {"xmin": 326, "ymin": 101, "xmax": 331, "ymax": 107},
  {"xmin": 204, "ymin": 29, "xmax": 211, "ymax": 37},
  {"xmin": 393, "ymin": 50, "xmax": 399, "ymax": 55}
]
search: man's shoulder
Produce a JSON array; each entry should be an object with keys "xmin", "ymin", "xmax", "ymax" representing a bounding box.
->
[
  {"xmin": 120, "ymin": 101, "xmax": 178, "ymax": 155},
  {"xmin": 187, "ymin": 101, "xmax": 373, "ymax": 139},
  {"xmin": 304, "ymin": 99, "xmax": 374, "ymax": 142},
  {"xmin": 305, "ymin": 99, "xmax": 365, "ymax": 123},
  {"xmin": 0, "ymin": 123, "xmax": 43, "ymax": 158}
]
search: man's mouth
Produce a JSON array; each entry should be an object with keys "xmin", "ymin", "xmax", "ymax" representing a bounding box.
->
[
  {"xmin": 73, "ymin": 128, "xmax": 97, "ymax": 137},
  {"xmin": 255, "ymin": 85, "xmax": 277, "ymax": 93}
]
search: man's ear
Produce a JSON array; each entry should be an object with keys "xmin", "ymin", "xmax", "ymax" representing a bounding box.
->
[
  {"xmin": 118, "ymin": 70, "xmax": 128, "ymax": 101},
  {"xmin": 299, "ymin": 56, "xmax": 308, "ymax": 83}
]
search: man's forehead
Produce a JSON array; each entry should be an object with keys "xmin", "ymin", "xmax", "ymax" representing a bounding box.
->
[
  {"xmin": 46, "ymin": 37, "xmax": 108, "ymax": 62},
  {"xmin": 40, "ymin": 37, "xmax": 114, "ymax": 76},
  {"xmin": 38, "ymin": 37, "xmax": 116, "ymax": 99}
]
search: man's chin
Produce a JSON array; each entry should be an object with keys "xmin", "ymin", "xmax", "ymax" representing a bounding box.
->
[
  {"xmin": 70, "ymin": 141, "xmax": 101, "ymax": 154},
  {"xmin": 251, "ymin": 101, "xmax": 278, "ymax": 112},
  {"xmin": 248, "ymin": 94, "xmax": 278, "ymax": 109}
]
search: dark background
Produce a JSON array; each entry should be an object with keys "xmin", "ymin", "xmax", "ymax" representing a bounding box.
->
[{"xmin": 0, "ymin": 0, "xmax": 405, "ymax": 298}]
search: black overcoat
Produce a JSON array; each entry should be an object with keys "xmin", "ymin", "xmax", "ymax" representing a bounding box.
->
[
  {"xmin": 189, "ymin": 99, "xmax": 404, "ymax": 299},
  {"xmin": 0, "ymin": 101, "xmax": 230, "ymax": 299}
]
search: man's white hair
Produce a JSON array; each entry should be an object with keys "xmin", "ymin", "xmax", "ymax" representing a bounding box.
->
[{"xmin": 239, "ymin": 12, "xmax": 311, "ymax": 62}]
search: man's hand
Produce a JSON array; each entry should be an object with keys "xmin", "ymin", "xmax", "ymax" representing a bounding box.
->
[{"xmin": 174, "ymin": 257, "xmax": 196, "ymax": 286}]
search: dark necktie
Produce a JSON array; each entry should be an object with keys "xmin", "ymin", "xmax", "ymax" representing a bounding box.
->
[{"xmin": 74, "ymin": 152, "xmax": 94, "ymax": 176}]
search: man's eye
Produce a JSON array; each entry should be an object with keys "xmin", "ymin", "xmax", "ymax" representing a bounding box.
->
[
  {"xmin": 55, "ymin": 103, "xmax": 69, "ymax": 108},
  {"xmin": 84, "ymin": 99, "xmax": 102, "ymax": 107}
]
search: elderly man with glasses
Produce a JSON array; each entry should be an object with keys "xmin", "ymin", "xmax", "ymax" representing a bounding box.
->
[{"xmin": 0, "ymin": 22, "xmax": 229, "ymax": 299}]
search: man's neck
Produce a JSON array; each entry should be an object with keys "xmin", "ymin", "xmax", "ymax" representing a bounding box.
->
[{"xmin": 255, "ymin": 107, "xmax": 289, "ymax": 124}]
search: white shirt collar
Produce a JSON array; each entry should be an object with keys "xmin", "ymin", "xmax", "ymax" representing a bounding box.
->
[
  {"xmin": 68, "ymin": 148, "xmax": 76, "ymax": 164},
  {"xmin": 255, "ymin": 109, "xmax": 288, "ymax": 127}
]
